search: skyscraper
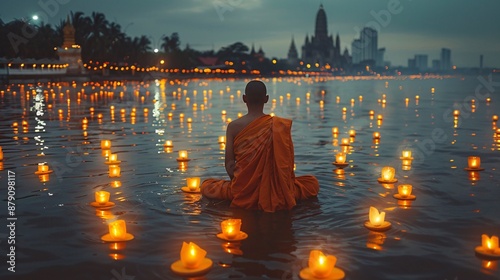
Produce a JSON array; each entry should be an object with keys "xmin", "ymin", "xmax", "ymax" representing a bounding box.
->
[
  {"xmin": 414, "ymin": 54, "xmax": 428, "ymax": 71},
  {"xmin": 360, "ymin": 27, "xmax": 378, "ymax": 63},
  {"xmin": 440, "ymin": 48, "xmax": 451, "ymax": 71},
  {"xmin": 351, "ymin": 27, "xmax": 380, "ymax": 66}
]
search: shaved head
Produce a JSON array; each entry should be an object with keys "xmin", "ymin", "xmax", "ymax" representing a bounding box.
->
[{"xmin": 244, "ymin": 80, "xmax": 267, "ymax": 104}]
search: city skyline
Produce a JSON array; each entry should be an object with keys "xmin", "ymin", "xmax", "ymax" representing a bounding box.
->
[{"xmin": 1, "ymin": 0, "xmax": 499, "ymax": 68}]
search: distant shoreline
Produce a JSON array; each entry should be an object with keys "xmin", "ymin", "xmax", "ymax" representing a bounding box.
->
[{"xmin": 2, "ymin": 71, "xmax": 499, "ymax": 85}]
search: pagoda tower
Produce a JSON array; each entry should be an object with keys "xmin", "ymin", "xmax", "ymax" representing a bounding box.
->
[{"xmin": 56, "ymin": 15, "xmax": 83, "ymax": 74}]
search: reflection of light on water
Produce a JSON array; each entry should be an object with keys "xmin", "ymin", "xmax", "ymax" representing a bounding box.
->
[
  {"xmin": 31, "ymin": 87, "xmax": 48, "ymax": 156},
  {"xmin": 482, "ymin": 260, "xmax": 498, "ymax": 273},
  {"xmin": 367, "ymin": 231, "xmax": 386, "ymax": 251}
]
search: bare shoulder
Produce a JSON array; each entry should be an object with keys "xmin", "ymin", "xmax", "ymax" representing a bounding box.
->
[{"xmin": 227, "ymin": 115, "xmax": 252, "ymax": 138}]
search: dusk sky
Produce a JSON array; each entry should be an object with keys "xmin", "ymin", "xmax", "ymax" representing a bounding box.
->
[{"xmin": 1, "ymin": 0, "xmax": 500, "ymax": 67}]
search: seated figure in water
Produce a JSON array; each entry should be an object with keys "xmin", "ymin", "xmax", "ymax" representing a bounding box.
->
[{"xmin": 201, "ymin": 80, "xmax": 319, "ymax": 212}]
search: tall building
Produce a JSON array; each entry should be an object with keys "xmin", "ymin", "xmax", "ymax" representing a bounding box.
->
[
  {"xmin": 301, "ymin": 4, "xmax": 345, "ymax": 68},
  {"xmin": 360, "ymin": 27, "xmax": 377, "ymax": 63},
  {"xmin": 376, "ymin": 48, "xmax": 385, "ymax": 67},
  {"xmin": 440, "ymin": 48, "xmax": 451, "ymax": 71},
  {"xmin": 351, "ymin": 27, "xmax": 380, "ymax": 66},
  {"xmin": 432, "ymin": 59, "xmax": 441, "ymax": 71},
  {"xmin": 56, "ymin": 15, "xmax": 83, "ymax": 74},
  {"xmin": 414, "ymin": 54, "xmax": 428, "ymax": 71},
  {"xmin": 351, "ymin": 39, "xmax": 362, "ymax": 64},
  {"xmin": 287, "ymin": 36, "xmax": 299, "ymax": 66}
]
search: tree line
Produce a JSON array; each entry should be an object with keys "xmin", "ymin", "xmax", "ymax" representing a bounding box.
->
[{"xmin": 0, "ymin": 11, "xmax": 274, "ymax": 71}]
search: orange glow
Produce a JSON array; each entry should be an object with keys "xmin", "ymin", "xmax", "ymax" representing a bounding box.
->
[
  {"xmin": 186, "ymin": 177, "xmax": 201, "ymax": 191},
  {"xmin": 221, "ymin": 219, "xmax": 242, "ymax": 239},
  {"xmin": 164, "ymin": 140, "xmax": 173, "ymax": 148},
  {"xmin": 38, "ymin": 163, "xmax": 49, "ymax": 173},
  {"xmin": 468, "ymin": 156, "xmax": 481, "ymax": 169},
  {"xmin": 331, "ymin": 127, "xmax": 339, "ymax": 134},
  {"xmin": 349, "ymin": 130, "xmax": 356, "ymax": 137},
  {"xmin": 468, "ymin": 171, "xmax": 480, "ymax": 182},
  {"xmin": 38, "ymin": 174, "xmax": 50, "ymax": 183},
  {"xmin": 109, "ymin": 165, "xmax": 121, "ymax": 178},
  {"xmin": 341, "ymin": 138, "xmax": 350, "ymax": 146},
  {"xmin": 178, "ymin": 150, "xmax": 188, "ymax": 160},
  {"xmin": 335, "ymin": 153, "xmax": 346, "ymax": 164},
  {"xmin": 398, "ymin": 184, "xmax": 412, "ymax": 198},
  {"xmin": 101, "ymin": 140, "xmax": 111, "ymax": 149},
  {"xmin": 373, "ymin": 132, "xmax": 381, "ymax": 139},
  {"xmin": 482, "ymin": 235, "xmax": 499, "ymax": 252},
  {"xmin": 308, "ymin": 250, "xmax": 337, "ymax": 278},
  {"xmin": 108, "ymin": 220, "xmax": 127, "ymax": 240},
  {"xmin": 180, "ymin": 242, "xmax": 207, "ymax": 269},
  {"xmin": 95, "ymin": 191, "xmax": 110, "ymax": 204},
  {"xmin": 108, "ymin": 153, "xmax": 118, "ymax": 163},
  {"xmin": 369, "ymin": 206, "xmax": 385, "ymax": 226},
  {"xmin": 401, "ymin": 150, "xmax": 412, "ymax": 159},
  {"xmin": 381, "ymin": 166, "xmax": 396, "ymax": 181},
  {"xmin": 218, "ymin": 136, "xmax": 226, "ymax": 144},
  {"xmin": 102, "ymin": 149, "xmax": 111, "ymax": 157}
]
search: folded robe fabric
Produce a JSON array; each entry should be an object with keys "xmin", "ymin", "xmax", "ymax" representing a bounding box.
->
[{"xmin": 201, "ymin": 115, "xmax": 319, "ymax": 212}]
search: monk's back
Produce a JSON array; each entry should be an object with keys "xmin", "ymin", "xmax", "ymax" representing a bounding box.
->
[{"xmin": 228, "ymin": 113, "xmax": 267, "ymax": 140}]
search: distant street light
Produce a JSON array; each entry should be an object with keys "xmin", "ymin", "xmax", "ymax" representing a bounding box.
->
[
  {"xmin": 154, "ymin": 48, "xmax": 159, "ymax": 53},
  {"xmin": 32, "ymin": 15, "xmax": 39, "ymax": 21}
]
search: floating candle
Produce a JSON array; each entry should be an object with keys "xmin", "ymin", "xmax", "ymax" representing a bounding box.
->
[
  {"xmin": 171, "ymin": 241, "xmax": 214, "ymax": 277},
  {"xmin": 378, "ymin": 166, "xmax": 397, "ymax": 183},
  {"xmin": 453, "ymin": 110, "xmax": 460, "ymax": 117},
  {"xmin": 373, "ymin": 132, "xmax": 381, "ymax": 139},
  {"xmin": 466, "ymin": 156, "xmax": 484, "ymax": 171},
  {"xmin": 101, "ymin": 219, "xmax": 134, "ymax": 241},
  {"xmin": 95, "ymin": 191, "xmax": 110, "ymax": 204},
  {"xmin": 91, "ymin": 191, "xmax": 115, "ymax": 208},
  {"xmin": 219, "ymin": 219, "xmax": 243, "ymax": 240},
  {"xmin": 101, "ymin": 140, "xmax": 111, "ymax": 150},
  {"xmin": 218, "ymin": 136, "xmax": 226, "ymax": 144},
  {"xmin": 299, "ymin": 250, "xmax": 345, "ymax": 280},
  {"xmin": 364, "ymin": 206, "xmax": 391, "ymax": 231},
  {"xmin": 400, "ymin": 150, "xmax": 413, "ymax": 160},
  {"xmin": 369, "ymin": 206, "xmax": 385, "ymax": 226},
  {"xmin": 105, "ymin": 153, "xmax": 121, "ymax": 165},
  {"xmin": 181, "ymin": 242, "xmax": 206, "ymax": 269},
  {"xmin": 108, "ymin": 165, "xmax": 121, "ymax": 178},
  {"xmin": 394, "ymin": 184, "xmax": 416, "ymax": 200},
  {"xmin": 349, "ymin": 130, "xmax": 356, "ymax": 137},
  {"xmin": 177, "ymin": 150, "xmax": 190, "ymax": 162},
  {"xmin": 340, "ymin": 138, "xmax": 350, "ymax": 146},
  {"xmin": 181, "ymin": 177, "xmax": 201, "ymax": 193},
  {"xmin": 35, "ymin": 162, "xmax": 53, "ymax": 175},
  {"xmin": 335, "ymin": 153, "xmax": 346, "ymax": 164},
  {"xmin": 475, "ymin": 234, "xmax": 500, "ymax": 258},
  {"xmin": 308, "ymin": 250, "xmax": 336, "ymax": 278},
  {"xmin": 164, "ymin": 140, "xmax": 173, "ymax": 148}
]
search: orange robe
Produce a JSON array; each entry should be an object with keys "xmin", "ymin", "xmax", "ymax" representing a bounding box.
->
[{"xmin": 201, "ymin": 115, "xmax": 319, "ymax": 212}]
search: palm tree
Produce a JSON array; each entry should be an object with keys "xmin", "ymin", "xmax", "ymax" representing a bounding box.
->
[
  {"xmin": 86, "ymin": 12, "xmax": 109, "ymax": 61},
  {"xmin": 161, "ymin": 32, "xmax": 180, "ymax": 54}
]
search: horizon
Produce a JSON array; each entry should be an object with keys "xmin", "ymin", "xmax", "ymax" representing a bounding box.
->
[{"xmin": 1, "ymin": 0, "xmax": 499, "ymax": 68}]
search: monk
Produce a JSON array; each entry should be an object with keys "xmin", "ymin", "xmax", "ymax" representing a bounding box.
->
[{"xmin": 201, "ymin": 80, "xmax": 319, "ymax": 212}]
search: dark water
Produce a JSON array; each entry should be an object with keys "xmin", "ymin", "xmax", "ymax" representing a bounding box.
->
[{"xmin": 1, "ymin": 75, "xmax": 499, "ymax": 280}]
